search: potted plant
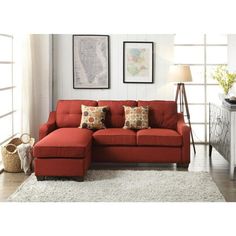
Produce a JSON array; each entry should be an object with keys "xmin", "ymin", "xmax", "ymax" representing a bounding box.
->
[{"xmin": 212, "ymin": 65, "xmax": 236, "ymax": 97}]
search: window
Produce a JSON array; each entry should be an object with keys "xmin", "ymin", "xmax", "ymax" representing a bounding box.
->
[
  {"xmin": 174, "ymin": 34, "xmax": 228, "ymax": 143},
  {"xmin": 0, "ymin": 34, "xmax": 16, "ymax": 164}
]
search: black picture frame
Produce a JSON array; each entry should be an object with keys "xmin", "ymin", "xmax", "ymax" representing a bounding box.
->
[
  {"xmin": 73, "ymin": 35, "xmax": 110, "ymax": 89},
  {"xmin": 123, "ymin": 41, "xmax": 154, "ymax": 84}
]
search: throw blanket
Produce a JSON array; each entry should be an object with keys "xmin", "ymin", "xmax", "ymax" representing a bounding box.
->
[{"xmin": 17, "ymin": 144, "xmax": 33, "ymax": 174}]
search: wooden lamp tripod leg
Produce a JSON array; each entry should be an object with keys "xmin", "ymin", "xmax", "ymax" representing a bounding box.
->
[
  {"xmin": 182, "ymin": 84, "xmax": 196, "ymax": 154},
  {"xmin": 175, "ymin": 83, "xmax": 180, "ymax": 102},
  {"xmin": 175, "ymin": 83, "xmax": 196, "ymax": 153}
]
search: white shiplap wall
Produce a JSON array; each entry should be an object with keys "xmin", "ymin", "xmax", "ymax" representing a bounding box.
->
[
  {"xmin": 228, "ymin": 35, "xmax": 236, "ymax": 94},
  {"xmin": 52, "ymin": 34, "xmax": 175, "ymax": 109}
]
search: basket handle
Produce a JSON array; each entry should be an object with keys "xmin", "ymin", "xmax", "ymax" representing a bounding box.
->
[
  {"xmin": 5, "ymin": 143, "xmax": 18, "ymax": 154},
  {"xmin": 20, "ymin": 133, "xmax": 31, "ymax": 144}
]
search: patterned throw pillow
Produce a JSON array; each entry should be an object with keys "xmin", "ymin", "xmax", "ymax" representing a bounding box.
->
[
  {"xmin": 79, "ymin": 105, "xmax": 108, "ymax": 130},
  {"xmin": 123, "ymin": 106, "xmax": 149, "ymax": 129}
]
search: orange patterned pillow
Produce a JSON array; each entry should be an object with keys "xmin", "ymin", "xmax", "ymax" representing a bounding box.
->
[
  {"xmin": 123, "ymin": 106, "xmax": 149, "ymax": 129},
  {"xmin": 79, "ymin": 105, "xmax": 108, "ymax": 129}
]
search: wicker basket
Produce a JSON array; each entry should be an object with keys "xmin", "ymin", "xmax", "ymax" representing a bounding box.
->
[{"xmin": 1, "ymin": 133, "xmax": 35, "ymax": 173}]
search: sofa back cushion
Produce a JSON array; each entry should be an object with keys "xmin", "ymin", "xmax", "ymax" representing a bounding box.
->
[
  {"xmin": 138, "ymin": 100, "xmax": 178, "ymax": 130},
  {"xmin": 56, "ymin": 100, "xmax": 98, "ymax": 128},
  {"xmin": 98, "ymin": 100, "xmax": 137, "ymax": 128}
]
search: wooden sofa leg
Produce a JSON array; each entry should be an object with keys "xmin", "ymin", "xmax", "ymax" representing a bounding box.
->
[
  {"xmin": 209, "ymin": 144, "xmax": 213, "ymax": 157},
  {"xmin": 72, "ymin": 176, "xmax": 84, "ymax": 182},
  {"xmin": 36, "ymin": 176, "xmax": 84, "ymax": 181},
  {"xmin": 36, "ymin": 176, "xmax": 45, "ymax": 181},
  {"xmin": 177, "ymin": 163, "xmax": 189, "ymax": 168}
]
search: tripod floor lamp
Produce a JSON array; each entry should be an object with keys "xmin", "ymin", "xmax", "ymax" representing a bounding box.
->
[{"xmin": 168, "ymin": 65, "xmax": 196, "ymax": 154}]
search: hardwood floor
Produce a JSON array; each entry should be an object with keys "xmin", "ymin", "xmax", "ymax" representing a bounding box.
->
[
  {"xmin": 0, "ymin": 144, "xmax": 235, "ymax": 202},
  {"xmin": 189, "ymin": 145, "xmax": 236, "ymax": 202},
  {"xmin": 0, "ymin": 171, "xmax": 28, "ymax": 201}
]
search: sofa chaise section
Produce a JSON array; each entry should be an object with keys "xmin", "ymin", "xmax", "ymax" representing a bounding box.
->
[{"xmin": 33, "ymin": 100, "xmax": 97, "ymax": 180}]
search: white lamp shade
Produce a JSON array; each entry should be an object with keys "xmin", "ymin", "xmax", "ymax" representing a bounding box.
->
[{"xmin": 168, "ymin": 65, "xmax": 192, "ymax": 83}]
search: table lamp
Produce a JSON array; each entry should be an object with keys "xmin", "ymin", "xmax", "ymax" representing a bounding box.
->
[{"xmin": 168, "ymin": 65, "xmax": 196, "ymax": 154}]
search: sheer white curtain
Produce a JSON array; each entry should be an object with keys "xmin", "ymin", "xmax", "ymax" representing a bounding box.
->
[
  {"xmin": 15, "ymin": 34, "xmax": 52, "ymax": 141},
  {"xmin": 21, "ymin": 35, "xmax": 34, "ymax": 135}
]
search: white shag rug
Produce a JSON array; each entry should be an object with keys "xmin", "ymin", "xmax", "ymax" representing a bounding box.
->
[{"xmin": 8, "ymin": 170, "xmax": 225, "ymax": 202}]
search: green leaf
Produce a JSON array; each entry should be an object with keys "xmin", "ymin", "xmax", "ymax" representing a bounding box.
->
[{"xmin": 212, "ymin": 65, "xmax": 236, "ymax": 95}]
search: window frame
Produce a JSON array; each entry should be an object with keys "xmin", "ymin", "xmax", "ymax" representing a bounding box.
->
[
  {"xmin": 0, "ymin": 34, "xmax": 16, "ymax": 146},
  {"xmin": 174, "ymin": 34, "xmax": 228, "ymax": 144}
]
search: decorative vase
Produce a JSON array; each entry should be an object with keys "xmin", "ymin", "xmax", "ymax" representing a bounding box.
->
[{"xmin": 218, "ymin": 93, "xmax": 226, "ymax": 101}]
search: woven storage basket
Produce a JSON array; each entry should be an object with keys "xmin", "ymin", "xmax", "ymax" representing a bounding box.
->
[{"xmin": 1, "ymin": 134, "xmax": 35, "ymax": 173}]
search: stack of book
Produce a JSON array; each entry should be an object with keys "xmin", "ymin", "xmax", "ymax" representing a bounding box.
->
[{"xmin": 223, "ymin": 99, "xmax": 236, "ymax": 109}]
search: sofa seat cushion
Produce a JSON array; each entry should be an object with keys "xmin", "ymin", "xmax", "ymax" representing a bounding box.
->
[
  {"xmin": 33, "ymin": 128, "xmax": 93, "ymax": 158},
  {"xmin": 137, "ymin": 128, "xmax": 182, "ymax": 147},
  {"xmin": 93, "ymin": 128, "xmax": 136, "ymax": 146}
]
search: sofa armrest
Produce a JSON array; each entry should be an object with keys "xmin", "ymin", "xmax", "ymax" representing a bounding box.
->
[
  {"xmin": 177, "ymin": 113, "xmax": 190, "ymax": 135},
  {"xmin": 39, "ymin": 111, "xmax": 57, "ymax": 140},
  {"xmin": 177, "ymin": 113, "xmax": 190, "ymax": 164}
]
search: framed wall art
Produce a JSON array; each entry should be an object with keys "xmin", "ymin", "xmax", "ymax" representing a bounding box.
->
[
  {"xmin": 73, "ymin": 35, "xmax": 110, "ymax": 89},
  {"xmin": 123, "ymin": 41, "xmax": 154, "ymax": 83}
]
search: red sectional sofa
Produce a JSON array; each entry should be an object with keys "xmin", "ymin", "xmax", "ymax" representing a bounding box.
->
[{"xmin": 33, "ymin": 100, "xmax": 190, "ymax": 181}]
